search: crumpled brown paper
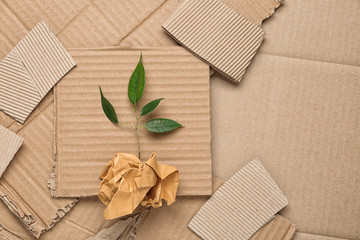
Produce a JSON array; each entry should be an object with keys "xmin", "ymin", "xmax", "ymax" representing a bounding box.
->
[{"xmin": 98, "ymin": 152, "xmax": 179, "ymax": 220}]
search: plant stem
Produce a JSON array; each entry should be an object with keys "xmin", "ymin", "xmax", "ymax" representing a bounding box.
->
[{"xmin": 135, "ymin": 116, "xmax": 141, "ymax": 159}]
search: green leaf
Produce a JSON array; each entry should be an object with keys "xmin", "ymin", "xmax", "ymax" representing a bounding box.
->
[
  {"xmin": 140, "ymin": 98, "xmax": 165, "ymax": 116},
  {"xmin": 128, "ymin": 53, "xmax": 145, "ymax": 106},
  {"xmin": 145, "ymin": 118, "xmax": 183, "ymax": 133},
  {"xmin": 99, "ymin": 86, "xmax": 118, "ymax": 124}
]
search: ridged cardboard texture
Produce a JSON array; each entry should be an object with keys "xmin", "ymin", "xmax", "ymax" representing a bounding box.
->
[
  {"xmin": 136, "ymin": 178, "xmax": 295, "ymax": 240},
  {"xmin": 0, "ymin": 104, "xmax": 77, "ymax": 238},
  {"xmin": 188, "ymin": 159, "xmax": 288, "ymax": 240},
  {"xmin": 162, "ymin": 0, "xmax": 264, "ymax": 83},
  {"xmin": 0, "ymin": 21, "xmax": 76, "ymax": 124},
  {"xmin": 53, "ymin": 47, "xmax": 212, "ymax": 197},
  {"xmin": 0, "ymin": 0, "xmax": 358, "ymax": 239},
  {"xmin": 0, "ymin": 126, "xmax": 23, "ymax": 178}
]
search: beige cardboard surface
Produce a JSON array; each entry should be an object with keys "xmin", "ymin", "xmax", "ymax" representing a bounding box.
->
[
  {"xmin": 0, "ymin": 0, "xmax": 358, "ymax": 239},
  {"xmin": 210, "ymin": 54, "xmax": 359, "ymax": 239},
  {"xmin": 0, "ymin": 126, "xmax": 23, "ymax": 178},
  {"xmin": 162, "ymin": 0, "xmax": 264, "ymax": 83},
  {"xmin": 189, "ymin": 159, "xmax": 288, "ymax": 240},
  {"xmin": 0, "ymin": 104, "xmax": 77, "ymax": 238},
  {"xmin": 53, "ymin": 48, "xmax": 212, "ymax": 197},
  {"xmin": 136, "ymin": 178, "xmax": 295, "ymax": 240},
  {"xmin": 0, "ymin": 21, "xmax": 75, "ymax": 124}
]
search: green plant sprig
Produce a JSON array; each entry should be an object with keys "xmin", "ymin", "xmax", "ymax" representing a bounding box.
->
[{"xmin": 99, "ymin": 53, "xmax": 183, "ymax": 159}]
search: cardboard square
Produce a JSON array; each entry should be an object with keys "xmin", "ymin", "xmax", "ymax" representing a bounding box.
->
[
  {"xmin": 188, "ymin": 159, "xmax": 288, "ymax": 240},
  {"xmin": 0, "ymin": 21, "xmax": 76, "ymax": 124},
  {"xmin": 162, "ymin": 0, "xmax": 264, "ymax": 83},
  {"xmin": 0, "ymin": 104, "xmax": 77, "ymax": 239},
  {"xmin": 53, "ymin": 47, "xmax": 212, "ymax": 197},
  {"xmin": 0, "ymin": 126, "xmax": 23, "ymax": 178}
]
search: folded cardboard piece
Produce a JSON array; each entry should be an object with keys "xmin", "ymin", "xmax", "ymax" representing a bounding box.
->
[
  {"xmin": 189, "ymin": 159, "xmax": 288, "ymax": 240},
  {"xmin": 0, "ymin": 21, "xmax": 76, "ymax": 124},
  {"xmin": 162, "ymin": 0, "xmax": 264, "ymax": 83},
  {"xmin": 0, "ymin": 126, "xmax": 23, "ymax": 178},
  {"xmin": 0, "ymin": 104, "xmax": 77, "ymax": 238},
  {"xmin": 52, "ymin": 48, "xmax": 212, "ymax": 198}
]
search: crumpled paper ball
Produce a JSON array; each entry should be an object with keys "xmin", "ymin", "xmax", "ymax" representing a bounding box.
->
[{"xmin": 98, "ymin": 152, "xmax": 179, "ymax": 219}]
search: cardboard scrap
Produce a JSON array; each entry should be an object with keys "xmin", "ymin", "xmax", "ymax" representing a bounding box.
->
[
  {"xmin": 0, "ymin": 21, "xmax": 76, "ymax": 124},
  {"xmin": 188, "ymin": 159, "xmax": 288, "ymax": 240},
  {"xmin": 0, "ymin": 126, "xmax": 23, "ymax": 178},
  {"xmin": 136, "ymin": 178, "xmax": 295, "ymax": 240},
  {"xmin": 53, "ymin": 48, "xmax": 212, "ymax": 198},
  {"xmin": 162, "ymin": 0, "xmax": 264, "ymax": 83},
  {"xmin": 98, "ymin": 153, "xmax": 179, "ymax": 219},
  {"xmin": 0, "ymin": 104, "xmax": 77, "ymax": 239}
]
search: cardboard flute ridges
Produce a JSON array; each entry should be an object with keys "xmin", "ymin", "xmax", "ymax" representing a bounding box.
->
[
  {"xmin": 0, "ymin": 104, "xmax": 77, "ymax": 239},
  {"xmin": 188, "ymin": 159, "xmax": 288, "ymax": 240},
  {"xmin": 0, "ymin": 21, "xmax": 76, "ymax": 124},
  {"xmin": 0, "ymin": 126, "xmax": 23, "ymax": 178},
  {"xmin": 53, "ymin": 47, "xmax": 212, "ymax": 197},
  {"xmin": 162, "ymin": 0, "xmax": 264, "ymax": 83}
]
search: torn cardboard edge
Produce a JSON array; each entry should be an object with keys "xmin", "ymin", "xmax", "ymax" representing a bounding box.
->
[
  {"xmin": 250, "ymin": 215, "xmax": 296, "ymax": 240},
  {"xmin": 51, "ymin": 47, "xmax": 212, "ymax": 198},
  {"xmin": 0, "ymin": 104, "xmax": 78, "ymax": 239},
  {"xmin": 0, "ymin": 21, "xmax": 76, "ymax": 124},
  {"xmin": 0, "ymin": 180, "xmax": 78, "ymax": 239},
  {"xmin": 162, "ymin": 0, "xmax": 264, "ymax": 83},
  {"xmin": 188, "ymin": 158, "xmax": 288, "ymax": 240},
  {"xmin": 0, "ymin": 125, "xmax": 23, "ymax": 178}
]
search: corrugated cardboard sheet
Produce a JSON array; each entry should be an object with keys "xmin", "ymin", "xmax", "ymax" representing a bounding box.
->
[
  {"xmin": 53, "ymin": 48, "xmax": 212, "ymax": 197},
  {"xmin": 162, "ymin": 0, "xmax": 264, "ymax": 83},
  {"xmin": 136, "ymin": 178, "xmax": 295, "ymax": 240},
  {"xmin": 188, "ymin": 159, "xmax": 288, "ymax": 240},
  {"xmin": 0, "ymin": 21, "xmax": 75, "ymax": 124},
  {"xmin": 0, "ymin": 0, "xmax": 358, "ymax": 239},
  {"xmin": 0, "ymin": 126, "xmax": 23, "ymax": 178},
  {"xmin": 0, "ymin": 104, "xmax": 77, "ymax": 239}
]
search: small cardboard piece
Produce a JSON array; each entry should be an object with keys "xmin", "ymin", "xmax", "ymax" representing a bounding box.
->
[
  {"xmin": 162, "ymin": 0, "xmax": 264, "ymax": 83},
  {"xmin": 53, "ymin": 47, "xmax": 212, "ymax": 197},
  {"xmin": 188, "ymin": 159, "xmax": 288, "ymax": 240},
  {"xmin": 136, "ymin": 178, "xmax": 295, "ymax": 240},
  {"xmin": 0, "ymin": 126, "xmax": 23, "ymax": 178},
  {"xmin": 0, "ymin": 21, "xmax": 76, "ymax": 124},
  {"xmin": 0, "ymin": 104, "xmax": 77, "ymax": 239}
]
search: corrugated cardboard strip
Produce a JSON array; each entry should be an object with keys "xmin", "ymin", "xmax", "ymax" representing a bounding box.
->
[
  {"xmin": 188, "ymin": 159, "xmax": 288, "ymax": 240},
  {"xmin": 0, "ymin": 126, "xmax": 23, "ymax": 178},
  {"xmin": 0, "ymin": 21, "xmax": 75, "ymax": 124},
  {"xmin": 162, "ymin": 0, "xmax": 264, "ymax": 83},
  {"xmin": 0, "ymin": 104, "xmax": 77, "ymax": 239},
  {"xmin": 52, "ymin": 47, "xmax": 212, "ymax": 198}
]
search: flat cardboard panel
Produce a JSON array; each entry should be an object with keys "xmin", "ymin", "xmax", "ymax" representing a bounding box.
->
[
  {"xmin": 2, "ymin": 0, "xmax": 90, "ymax": 35},
  {"xmin": 53, "ymin": 48, "xmax": 212, "ymax": 197},
  {"xmin": 0, "ymin": 104, "xmax": 77, "ymax": 238},
  {"xmin": 0, "ymin": 22, "xmax": 76, "ymax": 124},
  {"xmin": 57, "ymin": 0, "xmax": 166, "ymax": 48},
  {"xmin": 188, "ymin": 159, "xmax": 288, "ymax": 240},
  {"xmin": 259, "ymin": 0, "xmax": 360, "ymax": 66},
  {"xmin": 162, "ymin": 0, "xmax": 264, "ymax": 83},
  {"xmin": 210, "ymin": 53, "xmax": 360, "ymax": 239},
  {"xmin": 0, "ymin": 126, "xmax": 23, "ymax": 178}
]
